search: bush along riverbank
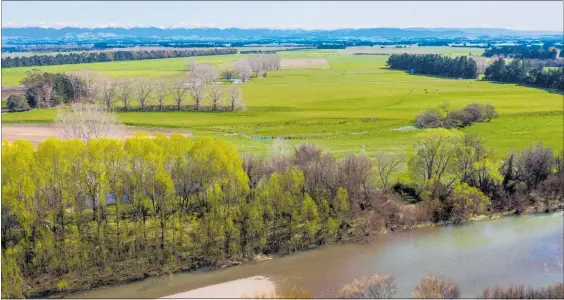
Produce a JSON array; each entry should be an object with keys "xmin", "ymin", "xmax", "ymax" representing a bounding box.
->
[{"xmin": 2, "ymin": 129, "xmax": 563, "ymax": 298}]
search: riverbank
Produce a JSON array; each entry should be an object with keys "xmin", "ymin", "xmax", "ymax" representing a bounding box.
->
[
  {"xmin": 66, "ymin": 210, "xmax": 564, "ymax": 298},
  {"xmin": 50, "ymin": 205, "xmax": 562, "ymax": 299}
]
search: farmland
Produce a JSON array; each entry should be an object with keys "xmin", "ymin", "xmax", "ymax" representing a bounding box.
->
[{"xmin": 2, "ymin": 48, "xmax": 562, "ymax": 157}]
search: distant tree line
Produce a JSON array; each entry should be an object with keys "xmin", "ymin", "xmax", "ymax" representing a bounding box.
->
[
  {"xmin": 239, "ymin": 50, "xmax": 277, "ymax": 54},
  {"xmin": 317, "ymin": 44, "xmax": 347, "ymax": 49},
  {"xmin": 1, "ymin": 48, "xmax": 237, "ymax": 68},
  {"xmin": 387, "ymin": 53, "xmax": 478, "ymax": 79},
  {"xmin": 484, "ymin": 58, "xmax": 564, "ymax": 91},
  {"xmin": 482, "ymin": 45, "xmax": 559, "ymax": 59},
  {"xmin": 417, "ymin": 41, "xmax": 450, "ymax": 47},
  {"xmin": 2, "ymin": 128, "xmax": 563, "ymax": 297}
]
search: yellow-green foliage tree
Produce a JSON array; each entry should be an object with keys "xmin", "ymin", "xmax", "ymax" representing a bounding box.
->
[
  {"xmin": 448, "ymin": 182, "xmax": 491, "ymax": 223},
  {"xmin": 1, "ymin": 135, "xmax": 355, "ymax": 298}
]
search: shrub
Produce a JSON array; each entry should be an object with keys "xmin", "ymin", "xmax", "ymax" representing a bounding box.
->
[
  {"xmin": 6, "ymin": 94, "xmax": 31, "ymax": 112},
  {"xmin": 515, "ymin": 144, "xmax": 555, "ymax": 189},
  {"xmin": 447, "ymin": 182, "xmax": 491, "ymax": 223},
  {"xmin": 481, "ymin": 283, "xmax": 564, "ymax": 299},
  {"xmin": 56, "ymin": 280, "xmax": 69, "ymax": 291},
  {"xmin": 462, "ymin": 103, "xmax": 484, "ymax": 122},
  {"xmin": 411, "ymin": 274, "xmax": 460, "ymax": 299},
  {"xmin": 445, "ymin": 108, "xmax": 473, "ymax": 128},
  {"xmin": 251, "ymin": 287, "xmax": 312, "ymax": 299},
  {"xmin": 444, "ymin": 103, "xmax": 498, "ymax": 128},
  {"xmin": 220, "ymin": 69, "xmax": 235, "ymax": 80},
  {"xmin": 393, "ymin": 182, "xmax": 420, "ymax": 203},
  {"xmin": 416, "ymin": 108, "xmax": 444, "ymax": 128},
  {"xmin": 479, "ymin": 103, "xmax": 498, "ymax": 122},
  {"xmin": 338, "ymin": 274, "xmax": 396, "ymax": 299}
]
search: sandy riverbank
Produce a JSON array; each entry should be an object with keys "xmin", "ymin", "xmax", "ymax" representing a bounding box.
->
[{"xmin": 160, "ymin": 276, "xmax": 276, "ymax": 298}]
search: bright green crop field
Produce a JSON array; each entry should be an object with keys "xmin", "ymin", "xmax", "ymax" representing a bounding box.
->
[{"xmin": 2, "ymin": 48, "xmax": 562, "ymax": 157}]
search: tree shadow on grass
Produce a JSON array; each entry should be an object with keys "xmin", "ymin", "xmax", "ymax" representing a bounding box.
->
[{"xmin": 487, "ymin": 81, "xmax": 564, "ymax": 95}]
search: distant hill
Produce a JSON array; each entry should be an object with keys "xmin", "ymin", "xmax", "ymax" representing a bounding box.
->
[{"xmin": 2, "ymin": 27, "xmax": 562, "ymax": 40}]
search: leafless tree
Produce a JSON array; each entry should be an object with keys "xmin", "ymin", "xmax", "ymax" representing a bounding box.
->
[
  {"xmin": 228, "ymin": 86, "xmax": 245, "ymax": 111},
  {"xmin": 133, "ymin": 77, "xmax": 154, "ymax": 110},
  {"xmin": 97, "ymin": 76, "xmax": 117, "ymax": 110},
  {"xmin": 408, "ymin": 130, "xmax": 459, "ymax": 196},
  {"xmin": 68, "ymin": 73, "xmax": 84, "ymax": 102},
  {"xmin": 267, "ymin": 139, "xmax": 293, "ymax": 173},
  {"xmin": 55, "ymin": 102, "xmax": 124, "ymax": 143},
  {"xmin": 374, "ymin": 151, "xmax": 405, "ymax": 189},
  {"xmin": 192, "ymin": 63, "xmax": 218, "ymax": 84},
  {"xmin": 470, "ymin": 56, "xmax": 492, "ymax": 74},
  {"xmin": 242, "ymin": 153, "xmax": 267, "ymax": 190},
  {"xmin": 209, "ymin": 83, "xmax": 223, "ymax": 111},
  {"xmin": 248, "ymin": 55, "xmax": 264, "ymax": 77},
  {"xmin": 411, "ymin": 274, "xmax": 460, "ymax": 299},
  {"xmin": 338, "ymin": 153, "xmax": 374, "ymax": 210},
  {"xmin": 261, "ymin": 54, "xmax": 281, "ymax": 70},
  {"xmin": 117, "ymin": 77, "xmax": 134, "ymax": 110},
  {"xmin": 154, "ymin": 79, "xmax": 172, "ymax": 110},
  {"xmin": 235, "ymin": 59, "xmax": 252, "ymax": 82},
  {"xmin": 190, "ymin": 84, "xmax": 206, "ymax": 111},
  {"xmin": 68, "ymin": 70, "xmax": 100, "ymax": 102},
  {"xmin": 36, "ymin": 80, "xmax": 54, "ymax": 108},
  {"xmin": 171, "ymin": 81, "xmax": 189, "ymax": 110},
  {"xmin": 515, "ymin": 144, "xmax": 555, "ymax": 189},
  {"xmin": 338, "ymin": 274, "xmax": 396, "ymax": 299},
  {"xmin": 482, "ymin": 283, "xmax": 564, "ymax": 299},
  {"xmin": 186, "ymin": 57, "xmax": 197, "ymax": 72},
  {"xmin": 245, "ymin": 54, "xmax": 281, "ymax": 77},
  {"xmin": 416, "ymin": 108, "xmax": 444, "ymax": 128}
]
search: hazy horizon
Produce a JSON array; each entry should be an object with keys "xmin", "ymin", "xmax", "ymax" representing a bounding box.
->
[{"xmin": 2, "ymin": 1, "xmax": 563, "ymax": 31}]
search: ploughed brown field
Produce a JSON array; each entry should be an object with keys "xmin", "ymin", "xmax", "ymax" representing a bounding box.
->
[
  {"xmin": 1, "ymin": 86, "xmax": 25, "ymax": 100},
  {"xmin": 1, "ymin": 124, "xmax": 191, "ymax": 145}
]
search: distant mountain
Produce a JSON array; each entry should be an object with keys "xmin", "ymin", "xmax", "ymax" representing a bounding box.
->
[{"xmin": 2, "ymin": 27, "xmax": 562, "ymax": 40}]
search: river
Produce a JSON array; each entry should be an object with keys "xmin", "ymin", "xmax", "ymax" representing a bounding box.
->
[{"xmin": 71, "ymin": 212, "xmax": 564, "ymax": 298}]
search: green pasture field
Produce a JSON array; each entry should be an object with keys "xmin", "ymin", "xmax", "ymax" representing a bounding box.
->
[
  {"xmin": 1, "ymin": 54, "xmax": 241, "ymax": 86},
  {"xmin": 2, "ymin": 48, "xmax": 562, "ymax": 158}
]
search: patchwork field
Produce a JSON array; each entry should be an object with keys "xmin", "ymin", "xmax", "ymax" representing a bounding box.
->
[
  {"xmin": 2, "ymin": 48, "xmax": 562, "ymax": 158},
  {"xmin": 339, "ymin": 46, "xmax": 485, "ymax": 56}
]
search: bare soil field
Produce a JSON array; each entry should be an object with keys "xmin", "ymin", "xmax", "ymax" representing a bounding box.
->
[
  {"xmin": 281, "ymin": 58, "xmax": 329, "ymax": 69},
  {"xmin": 1, "ymin": 86, "xmax": 25, "ymax": 100},
  {"xmin": 1, "ymin": 124, "xmax": 191, "ymax": 146}
]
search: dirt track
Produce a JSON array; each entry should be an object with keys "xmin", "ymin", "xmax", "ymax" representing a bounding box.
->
[{"xmin": 2, "ymin": 124, "xmax": 191, "ymax": 146}]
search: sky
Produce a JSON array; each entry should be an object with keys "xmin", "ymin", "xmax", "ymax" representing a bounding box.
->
[{"xmin": 2, "ymin": 1, "xmax": 563, "ymax": 31}]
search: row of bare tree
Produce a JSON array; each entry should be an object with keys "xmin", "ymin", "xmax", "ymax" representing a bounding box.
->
[{"xmin": 69, "ymin": 70, "xmax": 245, "ymax": 111}]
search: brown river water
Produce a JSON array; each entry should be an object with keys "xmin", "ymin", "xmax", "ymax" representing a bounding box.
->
[{"xmin": 71, "ymin": 212, "xmax": 564, "ymax": 298}]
